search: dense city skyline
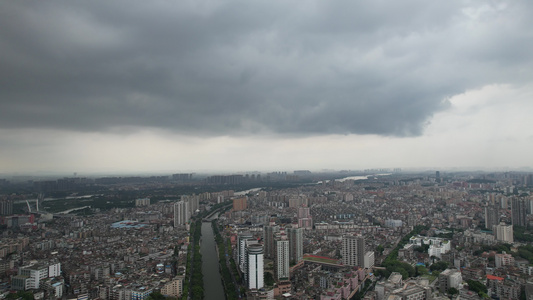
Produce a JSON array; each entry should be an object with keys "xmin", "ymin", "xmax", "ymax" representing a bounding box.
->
[{"xmin": 1, "ymin": 1, "xmax": 533, "ymax": 174}]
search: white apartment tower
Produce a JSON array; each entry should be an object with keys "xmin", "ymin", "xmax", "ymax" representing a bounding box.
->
[
  {"xmin": 246, "ymin": 244, "xmax": 264, "ymax": 290},
  {"xmin": 238, "ymin": 232, "xmax": 254, "ymax": 272},
  {"xmin": 182, "ymin": 195, "xmax": 199, "ymax": 216},
  {"xmin": 275, "ymin": 238, "xmax": 290, "ymax": 280},
  {"xmin": 494, "ymin": 223, "xmax": 514, "ymax": 243},
  {"xmin": 173, "ymin": 201, "xmax": 190, "ymax": 227}
]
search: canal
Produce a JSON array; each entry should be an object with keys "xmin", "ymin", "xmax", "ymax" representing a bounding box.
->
[{"xmin": 201, "ymin": 218, "xmax": 225, "ymax": 299}]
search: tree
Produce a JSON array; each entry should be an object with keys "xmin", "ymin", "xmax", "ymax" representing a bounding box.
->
[
  {"xmin": 429, "ymin": 261, "xmax": 448, "ymax": 272},
  {"xmin": 6, "ymin": 291, "xmax": 33, "ymax": 300},
  {"xmin": 147, "ymin": 292, "xmax": 166, "ymax": 300},
  {"xmin": 448, "ymin": 287, "xmax": 459, "ymax": 296},
  {"xmin": 265, "ymin": 272, "xmax": 275, "ymax": 286},
  {"xmin": 414, "ymin": 244, "xmax": 430, "ymax": 253},
  {"xmin": 466, "ymin": 280, "xmax": 488, "ymax": 296},
  {"xmin": 376, "ymin": 245, "xmax": 385, "ymax": 256},
  {"xmin": 191, "ymin": 285, "xmax": 204, "ymax": 300},
  {"xmin": 415, "ymin": 266, "xmax": 429, "ymax": 277}
]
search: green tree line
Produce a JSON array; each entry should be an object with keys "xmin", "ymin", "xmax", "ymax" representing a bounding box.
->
[{"xmin": 213, "ymin": 220, "xmax": 239, "ymax": 299}]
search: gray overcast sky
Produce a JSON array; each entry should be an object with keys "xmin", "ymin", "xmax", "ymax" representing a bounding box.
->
[{"xmin": 1, "ymin": 0, "xmax": 533, "ymax": 175}]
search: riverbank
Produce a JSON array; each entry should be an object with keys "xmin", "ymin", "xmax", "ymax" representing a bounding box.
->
[{"xmin": 213, "ymin": 220, "xmax": 242, "ymax": 299}]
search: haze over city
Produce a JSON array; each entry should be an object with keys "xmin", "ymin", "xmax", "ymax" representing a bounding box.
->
[{"xmin": 1, "ymin": 1, "xmax": 533, "ymax": 175}]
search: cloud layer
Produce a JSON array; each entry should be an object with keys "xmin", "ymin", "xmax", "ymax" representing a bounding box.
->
[{"xmin": 1, "ymin": 1, "xmax": 532, "ymax": 140}]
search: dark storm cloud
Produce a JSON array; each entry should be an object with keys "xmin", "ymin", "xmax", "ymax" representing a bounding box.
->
[{"xmin": 1, "ymin": 0, "xmax": 532, "ymax": 136}]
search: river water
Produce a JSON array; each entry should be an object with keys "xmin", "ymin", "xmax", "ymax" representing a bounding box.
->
[
  {"xmin": 201, "ymin": 221, "xmax": 225, "ymax": 299},
  {"xmin": 234, "ymin": 187, "xmax": 263, "ymax": 196},
  {"xmin": 337, "ymin": 173, "xmax": 392, "ymax": 182}
]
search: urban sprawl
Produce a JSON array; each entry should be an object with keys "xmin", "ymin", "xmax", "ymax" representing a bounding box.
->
[{"xmin": 0, "ymin": 170, "xmax": 533, "ymax": 300}]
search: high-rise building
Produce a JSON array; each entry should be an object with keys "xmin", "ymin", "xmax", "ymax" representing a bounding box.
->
[
  {"xmin": 485, "ymin": 206, "xmax": 500, "ymax": 230},
  {"xmin": 297, "ymin": 206, "xmax": 310, "ymax": 219},
  {"xmin": 274, "ymin": 238, "xmax": 290, "ymax": 280},
  {"xmin": 0, "ymin": 199, "xmax": 13, "ymax": 215},
  {"xmin": 527, "ymin": 199, "xmax": 533, "ymax": 215},
  {"xmin": 511, "ymin": 198, "xmax": 527, "ymax": 227},
  {"xmin": 364, "ymin": 251, "xmax": 375, "ymax": 268},
  {"xmin": 135, "ymin": 198, "xmax": 150, "ymax": 207},
  {"xmin": 182, "ymin": 195, "xmax": 199, "ymax": 216},
  {"xmin": 264, "ymin": 225, "xmax": 279, "ymax": 259},
  {"xmin": 342, "ymin": 235, "xmax": 365, "ymax": 267},
  {"xmin": 494, "ymin": 223, "xmax": 514, "ymax": 243},
  {"xmin": 173, "ymin": 201, "xmax": 190, "ymax": 227},
  {"xmin": 297, "ymin": 206, "xmax": 313, "ymax": 230},
  {"xmin": 501, "ymin": 197, "xmax": 508, "ymax": 210},
  {"xmin": 287, "ymin": 227, "xmax": 303, "ymax": 264},
  {"xmin": 233, "ymin": 197, "xmax": 247, "ymax": 211},
  {"xmin": 246, "ymin": 244, "xmax": 264, "ymax": 290},
  {"xmin": 238, "ymin": 232, "xmax": 254, "ymax": 272},
  {"xmin": 172, "ymin": 173, "xmax": 193, "ymax": 181}
]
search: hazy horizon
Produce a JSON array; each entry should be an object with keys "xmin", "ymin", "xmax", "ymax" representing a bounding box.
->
[{"xmin": 2, "ymin": 166, "xmax": 532, "ymax": 180}]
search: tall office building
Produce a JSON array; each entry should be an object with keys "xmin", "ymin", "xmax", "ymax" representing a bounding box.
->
[
  {"xmin": 485, "ymin": 206, "xmax": 500, "ymax": 230},
  {"xmin": 342, "ymin": 235, "xmax": 365, "ymax": 267},
  {"xmin": 173, "ymin": 201, "xmax": 190, "ymax": 227},
  {"xmin": 287, "ymin": 227, "xmax": 303, "ymax": 264},
  {"xmin": 274, "ymin": 238, "xmax": 290, "ymax": 280},
  {"xmin": 263, "ymin": 225, "xmax": 280, "ymax": 259},
  {"xmin": 246, "ymin": 244, "xmax": 264, "ymax": 290},
  {"xmin": 511, "ymin": 198, "xmax": 527, "ymax": 227}
]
